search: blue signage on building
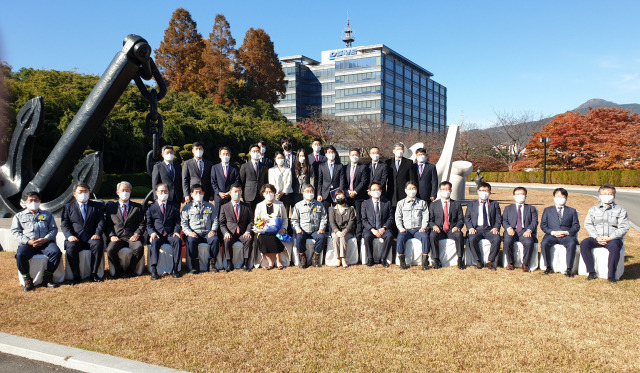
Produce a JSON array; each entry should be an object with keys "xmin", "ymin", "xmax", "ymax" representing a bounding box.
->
[{"xmin": 329, "ymin": 48, "xmax": 357, "ymax": 60}]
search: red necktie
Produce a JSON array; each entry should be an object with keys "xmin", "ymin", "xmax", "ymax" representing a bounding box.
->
[
  {"xmin": 234, "ymin": 203, "xmax": 240, "ymax": 234},
  {"xmin": 419, "ymin": 163, "xmax": 424, "ymax": 177},
  {"xmin": 161, "ymin": 204, "xmax": 167, "ymax": 236},
  {"xmin": 315, "ymin": 154, "xmax": 319, "ymax": 162},
  {"xmin": 516, "ymin": 205, "xmax": 523, "ymax": 231},
  {"xmin": 223, "ymin": 164, "xmax": 228, "ymax": 178},
  {"xmin": 443, "ymin": 201, "xmax": 449, "ymax": 231},
  {"xmin": 350, "ymin": 165, "xmax": 356, "ymax": 191},
  {"xmin": 122, "ymin": 204, "xmax": 128, "ymax": 220}
]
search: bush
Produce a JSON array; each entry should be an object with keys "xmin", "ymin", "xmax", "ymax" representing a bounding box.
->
[
  {"xmin": 99, "ymin": 173, "xmax": 152, "ymax": 198},
  {"xmin": 472, "ymin": 170, "xmax": 640, "ymax": 187}
]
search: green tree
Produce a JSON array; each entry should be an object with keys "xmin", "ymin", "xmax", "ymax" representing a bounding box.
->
[{"xmin": 237, "ymin": 28, "xmax": 286, "ymax": 105}]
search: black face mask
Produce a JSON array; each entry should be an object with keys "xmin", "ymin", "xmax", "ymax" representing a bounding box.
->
[
  {"xmin": 283, "ymin": 144, "xmax": 292, "ymax": 151},
  {"xmin": 335, "ymin": 197, "xmax": 346, "ymax": 205}
]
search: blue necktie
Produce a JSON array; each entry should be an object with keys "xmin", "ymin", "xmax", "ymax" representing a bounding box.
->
[
  {"xmin": 81, "ymin": 203, "xmax": 87, "ymax": 221},
  {"xmin": 168, "ymin": 163, "xmax": 174, "ymax": 179},
  {"xmin": 482, "ymin": 201, "xmax": 489, "ymax": 229}
]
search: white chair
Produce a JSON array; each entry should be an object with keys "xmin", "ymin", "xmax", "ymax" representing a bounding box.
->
[
  {"xmin": 108, "ymin": 247, "xmax": 145, "ymax": 276},
  {"xmin": 17, "ymin": 254, "xmax": 65, "ymax": 286},
  {"xmin": 578, "ymin": 246, "xmax": 625, "ymax": 280},
  {"xmin": 325, "ymin": 236, "xmax": 358, "ymax": 266},
  {"xmin": 501, "ymin": 242, "xmax": 538, "ymax": 271},
  {"xmin": 539, "ymin": 244, "xmax": 579, "ymax": 274},
  {"xmin": 254, "ymin": 241, "xmax": 292, "ymax": 268},
  {"xmin": 229, "ymin": 241, "xmax": 253, "ymax": 269},
  {"xmin": 464, "ymin": 239, "xmax": 501, "ymax": 266},
  {"xmin": 64, "ymin": 250, "xmax": 105, "ymax": 280},
  {"xmin": 360, "ymin": 238, "xmax": 393, "ymax": 265},
  {"xmin": 185, "ymin": 243, "xmax": 212, "ymax": 272},
  {"xmin": 429, "ymin": 239, "xmax": 458, "ymax": 267},
  {"xmin": 395, "ymin": 238, "xmax": 424, "ymax": 266},
  {"xmin": 293, "ymin": 239, "xmax": 323, "ymax": 266},
  {"xmin": 146, "ymin": 243, "xmax": 181, "ymax": 275}
]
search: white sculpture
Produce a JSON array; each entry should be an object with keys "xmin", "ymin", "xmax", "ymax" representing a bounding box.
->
[{"xmin": 450, "ymin": 160, "xmax": 473, "ymax": 200}]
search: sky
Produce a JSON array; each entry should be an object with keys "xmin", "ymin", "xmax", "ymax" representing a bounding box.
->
[{"xmin": 1, "ymin": 0, "xmax": 640, "ymax": 128}]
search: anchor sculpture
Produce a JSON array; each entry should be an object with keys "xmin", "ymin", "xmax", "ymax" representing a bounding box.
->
[{"xmin": 0, "ymin": 34, "xmax": 166, "ymax": 217}]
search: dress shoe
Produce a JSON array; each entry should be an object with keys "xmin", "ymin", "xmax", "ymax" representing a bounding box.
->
[
  {"xmin": 243, "ymin": 259, "xmax": 252, "ymax": 272},
  {"xmin": 366, "ymin": 258, "xmax": 374, "ymax": 267},
  {"xmin": 522, "ymin": 265, "xmax": 530, "ymax": 273},
  {"xmin": 190, "ymin": 268, "xmax": 200, "ymax": 275},
  {"xmin": 398, "ymin": 254, "xmax": 408, "ymax": 270},
  {"xmin": 434, "ymin": 260, "xmax": 442, "ymax": 269},
  {"xmin": 91, "ymin": 274, "xmax": 103, "ymax": 283},
  {"xmin": 225, "ymin": 261, "xmax": 234, "ymax": 272},
  {"xmin": 171, "ymin": 270, "xmax": 181, "ymax": 278},
  {"xmin": 23, "ymin": 277, "xmax": 35, "ymax": 292},
  {"xmin": 507, "ymin": 264, "xmax": 515, "ymax": 271},
  {"xmin": 486, "ymin": 262, "xmax": 494, "ymax": 270},
  {"xmin": 476, "ymin": 261, "xmax": 483, "ymax": 269},
  {"xmin": 608, "ymin": 278, "xmax": 617, "ymax": 283},
  {"xmin": 422, "ymin": 255, "xmax": 429, "ymax": 271},
  {"xmin": 457, "ymin": 258, "xmax": 466, "ymax": 270},
  {"xmin": 209, "ymin": 259, "xmax": 217, "ymax": 273},
  {"xmin": 543, "ymin": 267, "xmax": 553, "ymax": 275},
  {"xmin": 565, "ymin": 272, "xmax": 574, "ymax": 278},
  {"xmin": 43, "ymin": 273, "xmax": 58, "ymax": 289},
  {"xmin": 71, "ymin": 278, "xmax": 82, "ymax": 286},
  {"xmin": 150, "ymin": 270, "xmax": 159, "ymax": 280},
  {"xmin": 382, "ymin": 260, "xmax": 390, "ymax": 268},
  {"xmin": 587, "ymin": 272, "xmax": 597, "ymax": 280},
  {"xmin": 190, "ymin": 261, "xmax": 200, "ymax": 274}
]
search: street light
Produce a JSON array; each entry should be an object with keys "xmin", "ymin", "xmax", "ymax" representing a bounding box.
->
[{"xmin": 539, "ymin": 137, "xmax": 551, "ymax": 184}]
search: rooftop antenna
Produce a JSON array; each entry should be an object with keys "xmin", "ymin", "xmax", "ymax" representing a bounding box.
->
[{"xmin": 342, "ymin": 15, "xmax": 355, "ymax": 47}]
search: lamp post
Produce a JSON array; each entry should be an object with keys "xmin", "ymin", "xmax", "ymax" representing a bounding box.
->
[{"xmin": 539, "ymin": 137, "xmax": 551, "ymax": 184}]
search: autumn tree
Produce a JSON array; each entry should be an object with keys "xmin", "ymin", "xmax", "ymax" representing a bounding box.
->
[
  {"xmin": 513, "ymin": 107, "xmax": 640, "ymax": 171},
  {"xmin": 237, "ymin": 28, "xmax": 286, "ymax": 105},
  {"xmin": 200, "ymin": 14, "xmax": 237, "ymax": 104},
  {"xmin": 155, "ymin": 8, "xmax": 206, "ymax": 96}
]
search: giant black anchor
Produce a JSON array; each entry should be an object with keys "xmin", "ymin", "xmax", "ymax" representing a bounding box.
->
[{"xmin": 0, "ymin": 34, "xmax": 166, "ymax": 217}]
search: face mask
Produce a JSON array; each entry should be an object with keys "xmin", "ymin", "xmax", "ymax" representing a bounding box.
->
[
  {"xmin": 251, "ymin": 152, "xmax": 261, "ymax": 160},
  {"xmin": 283, "ymin": 144, "xmax": 292, "ymax": 152},
  {"xmin": 350, "ymin": 156, "xmax": 359, "ymax": 163},
  {"xmin": 76, "ymin": 193, "xmax": 89, "ymax": 203},
  {"xmin": 163, "ymin": 153, "xmax": 174, "ymax": 162},
  {"xmin": 298, "ymin": 156, "xmax": 306, "ymax": 163},
  {"xmin": 260, "ymin": 147, "xmax": 266, "ymax": 154},
  {"xmin": 394, "ymin": 150, "xmax": 404, "ymax": 158},
  {"xmin": 554, "ymin": 197, "xmax": 566, "ymax": 206},
  {"xmin": 119, "ymin": 191, "xmax": 131, "ymax": 201},
  {"xmin": 370, "ymin": 154, "xmax": 380, "ymax": 161},
  {"xmin": 405, "ymin": 189, "xmax": 417, "ymax": 198},
  {"xmin": 264, "ymin": 193, "xmax": 275, "ymax": 202},
  {"xmin": 370, "ymin": 191, "xmax": 381, "ymax": 199},
  {"xmin": 231, "ymin": 192, "xmax": 242, "ymax": 201},
  {"xmin": 478, "ymin": 191, "xmax": 490, "ymax": 200},
  {"xmin": 417, "ymin": 155, "xmax": 426, "ymax": 163},
  {"xmin": 26, "ymin": 201, "xmax": 40, "ymax": 211},
  {"xmin": 157, "ymin": 193, "xmax": 169, "ymax": 202},
  {"xmin": 440, "ymin": 190, "xmax": 451, "ymax": 199},
  {"xmin": 193, "ymin": 194, "xmax": 204, "ymax": 202},
  {"xmin": 221, "ymin": 155, "xmax": 230, "ymax": 163},
  {"xmin": 335, "ymin": 197, "xmax": 346, "ymax": 205},
  {"xmin": 276, "ymin": 158, "xmax": 285, "ymax": 166},
  {"xmin": 599, "ymin": 195, "xmax": 614, "ymax": 204},
  {"xmin": 514, "ymin": 195, "xmax": 526, "ymax": 204},
  {"xmin": 193, "ymin": 150, "xmax": 203, "ymax": 158},
  {"xmin": 312, "ymin": 145, "xmax": 322, "ymax": 153},
  {"xmin": 326, "ymin": 153, "xmax": 335, "ymax": 161},
  {"xmin": 304, "ymin": 192, "xmax": 315, "ymax": 201}
]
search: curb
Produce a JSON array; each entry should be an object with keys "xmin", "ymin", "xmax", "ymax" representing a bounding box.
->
[{"xmin": 0, "ymin": 332, "xmax": 188, "ymax": 373}]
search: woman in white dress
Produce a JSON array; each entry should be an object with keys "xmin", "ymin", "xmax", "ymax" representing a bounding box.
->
[{"xmin": 254, "ymin": 184, "xmax": 288, "ymax": 269}]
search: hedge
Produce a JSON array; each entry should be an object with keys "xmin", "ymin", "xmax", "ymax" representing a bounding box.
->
[
  {"xmin": 472, "ymin": 170, "xmax": 640, "ymax": 187},
  {"xmin": 99, "ymin": 173, "xmax": 152, "ymax": 198}
]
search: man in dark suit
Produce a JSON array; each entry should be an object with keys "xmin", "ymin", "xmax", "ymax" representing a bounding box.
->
[
  {"xmin": 368, "ymin": 146, "xmax": 388, "ymax": 196},
  {"xmin": 281, "ymin": 136, "xmax": 296, "ymax": 170},
  {"xmin": 464, "ymin": 182, "xmax": 502, "ymax": 270},
  {"xmin": 257, "ymin": 140, "xmax": 274, "ymax": 169},
  {"xmin": 146, "ymin": 183, "xmax": 182, "ymax": 280},
  {"xmin": 219, "ymin": 183, "xmax": 254, "ymax": 272},
  {"xmin": 61, "ymin": 182, "xmax": 105, "ymax": 284},
  {"xmin": 429, "ymin": 181, "xmax": 465, "ymax": 270},
  {"xmin": 346, "ymin": 148, "xmax": 370, "ymax": 243},
  {"xmin": 240, "ymin": 143, "xmax": 268, "ymax": 210},
  {"xmin": 413, "ymin": 148, "xmax": 439, "ymax": 205},
  {"xmin": 502, "ymin": 186, "xmax": 538, "ymax": 272},
  {"xmin": 385, "ymin": 142, "xmax": 417, "ymax": 209},
  {"xmin": 211, "ymin": 147, "xmax": 240, "ymax": 207},
  {"xmin": 310, "ymin": 138, "xmax": 327, "ymax": 192},
  {"xmin": 105, "ymin": 181, "xmax": 145, "ymax": 278},
  {"xmin": 361, "ymin": 182, "xmax": 394, "ymax": 267},
  {"xmin": 317, "ymin": 145, "xmax": 347, "ymax": 210},
  {"xmin": 182, "ymin": 141, "xmax": 213, "ymax": 203},
  {"xmin": 152, "ymin": 145, "xmax": 183, "ymax": 203},
  {"xmin": 540, "ymin": 188, "xmax": 580, "ymax": 277}
]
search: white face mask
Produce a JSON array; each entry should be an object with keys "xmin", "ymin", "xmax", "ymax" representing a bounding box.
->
[
  {"xmin": 193, "ymin": 149, "xmax": 203, "ymax": 158},
  {"xmin": 370, "ymin": 191, "xmax": 382, "ymax": 199},
  {"xmin": 350, "ymin": 156, "xmax": 359, "ymax": 163},
  {"xmin": 326, "ymin": 153, "xmax": 335, "ymax": 161},
  {"xmin": 478, "ymin": 191, "xmax": 490, "ymax": 200},
  {"xmin": 417, "ymin": 155, "xmax": 427, "ymax": 163},
  {"xmin": 440, "ymin": 190, "xmax": 451, "ymax": 199},
  {"xmin": 26, "ymin": 201, "xmax": 40, "ymax": 211},
  {"xmin": 599, "ymin": 194, "xmax": 614, "ymax": 204},
  {"xmin": 394, "ymin": 150, "xmax": 404, "ymax": 158},
  {"xmin": 157, "ymin": 193, "xmax": 169, "ymax": 202},
  {"xmin": 298, "ymin": 156, "xmax": 306, "ymax": 163},
  {"xmin": 76, "ymin": 192, "xmax": 89, "ymax": 203},
  {"xmin": 231, "ymin": 192, "xmax": 242, "ymax": 201},
  {"xmin": 163, "ymin": 153, "xmax": 174, "ymax": 162},
  {"xmin": 119, "ymin": 191, "xmax": 131, "ymax": 201},
  {"xmin": 193, "ymin": 193, "xmax": 204, "ymax": 202},
  {"xmin": 312, "ymin": 145, "xmax": 322, "ymax": 153},
  {"xmin": 554, "ymin": 197, "xmax": 567, "ymax": 206},
  {"xmin": 405, "ymin": 189, "xmax": 417, "ymax": 198},
  {"xmin": 514, "ymin": 195, "xmax": 526, "ymax": 204},
  {"xmin": 220, "ymin": 155, "xmax": 230, "ymax": 163},
  {"xmin": 304, "ymin": 192, "xmax": 315, "ymax": 201},
  {"xmin": 264, "ymin": 193, "xmax": 275, "ymax": 202},
  {"xmin": 276, "ymin": 158, "xmax": 285, "ymax": 166},
  {"xmin": 250, "ymin": 152, "xmax": 261, "ymax": 160},
  {"xmin": 260, "ymin": 147, "xmax": 266, "ymax": 154},
  {"xmin": 370, "ymin": 154, "xmax": 380, "ymax": 161}
]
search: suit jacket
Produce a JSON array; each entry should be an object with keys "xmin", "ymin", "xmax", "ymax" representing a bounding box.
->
[
  {"xmin": 414, "ymin": 162, "xmax": 439, "ymax": 201},
  {"xmin": 211, "ymin": 162, "xmax": 241, "ymax": 206},
  {"xmin": 345, "ymin": 163, "xmax": 370, "ymax": 201},
  {"xmin": 219, "ymin": 201, "xmax": 254, "ymax": 236},
  {"xmin": 146, "ymin": 201, "xmax": 181, "ymax": 237},
  {"xmin": 182, "ymin": 157, "xmax": 213, "ymax": 201},
  {"xmin": 152, "ymin": 161, "xmax": 183, "ymax": 202},
  {"xmin": 502, "ymin": 203, "xmax": 538, "ymax": 235},
  {"xmin": 329, "ymin": 206, "xmax": 356, "ymax": 234},
  {"xmin": 464, "ymin": 199, "xmax": 502, "ymax": 230},
  {"xmin": 240, "ymin": 160, "xmax": 268, "ymax": 203},
  {"xmin": 260, "ymin": 155, "xmax": 274, "ymax": 169},
  {"xmin": 369, "ymin": 161, "xmax": 388, "ymax": 193},
  {"xmin": 361, "ymin": 197, "xmax": 394, "ymax": 231},
  {"xmin": 61, "ymin": 200, "xmax": 105, "ymax": 240},
  {"xmin": 283, "ymin": 152, "xmax": 297, "ymax": 170},
  {"xmin": 428, "ymin": 198, "xmax": 464, "ymax": 230},
  {"xmin": 268, "ymin": 166, "xmax": 293, "ymax": 194},
  {"xmin": 540, "ymin": 205, "xmax": 580, "ymax": 237},
  {"xmin": 311, "ymin": 153, "xmax": 327, "ymax": 190},
  {"xmin": 317, "ymin": 161, "xmax": 347, "ymax": 200},
  {"xmin": 385, "ymin": 157, "xmax": 417, "ymax": 207},
  {"xmin": 105, "ymin": 201, "xmax": 145, "ymax": 239}
]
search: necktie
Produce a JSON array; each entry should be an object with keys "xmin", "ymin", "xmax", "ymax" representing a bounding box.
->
[
  {"xmin": 443, "ymin": 201, "xmax": 449, "ymax": 231},
  {"xmin": 168, "ymin": 163, "xmax": 174, "ymax": 179},
  {"xmin": 286, "ymin": 154, "xmax": 291, "ymax": 168},
  {"xmin": 557, "ymin": 207, "xmax": 563, "ymax": 221},
  {"xmin": 81, "ymin": 203, "xmax": 87, "ymax": 221},
  {"xmin": 372, "ymin": 162, "xmax": 376, "ymax": 174},
  {"xmin": 198, "ymin": 160, "xmax": 203, "ymax": 176},
  {"xmin": 329, "ymin": 163, "xmax": 334, "ymax": 178},
  {"xmin": 122, "ymin": 204, "xmax": 127, "ymax": 221},
  {"xmin": 161, "ymin": 203, "xmax": 165, "ymax": 214},
  {"xmin": 223, "ymin": 164, "xmax": 228, "ymax": 178},
  {"xmin": 516, "ymin": 205, "xmax": 523, "ymax": 231},
  {"xmin": 375, "ymin": 201, "xmax": 381, "ymax": 229},
  {"xmin": 350, "ymin": 165, "xmax": 356, "ymax": 191},
  {"xmin": 315, "ymin": 154, "xmax": 319, "ymax": 162},
  {"xmin": 419, "ymin": 163, "xmax": 424, "ymax": 177},
  {"xmin": 234, "ymin": 203, "xmax": 240, "ymax": 234},
  {"xmin": 253, "ymin": 162, "xmax": 258, "ymax": 176},
  {"xmin": 160, "ymin": 204, "xmax": 167, "ymax": 236},
  {"xmin": 396, "ymin": 160, "xmax": 400, "ymax": 171},
  {"xmin": 482, "ymin": 201, "xmax": 489, "ymax": 229}
]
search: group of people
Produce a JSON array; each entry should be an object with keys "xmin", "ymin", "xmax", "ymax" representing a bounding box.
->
[{"xmin": 11, "ymin": 138, "xmax": 630, "ymax": 291}]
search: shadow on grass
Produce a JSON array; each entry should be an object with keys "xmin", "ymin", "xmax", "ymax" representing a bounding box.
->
[{"xmin": 622, "ymin": 255, "xmax": 640, "ymax": 280}]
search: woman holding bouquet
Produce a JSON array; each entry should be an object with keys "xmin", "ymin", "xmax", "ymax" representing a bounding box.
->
[
  {"xmin": 329, "ymin": 189, "xmax": 357, "ymax": 268},
  {"xmin": 255, "ymin": 184, "xmax": 288, "ymax": 269}
]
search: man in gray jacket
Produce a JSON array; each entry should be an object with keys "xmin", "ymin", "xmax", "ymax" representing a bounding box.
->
[
  {"xmin": 181, "ymin": 184, "xmax": 219, "ymax": 274},
  {"xmin": 291, "ymin": 184, "xmax": 328, "ymax": 268},
  {"xmin": 395, "ymin": 181, "xmax": 430, "ymax": 270}
]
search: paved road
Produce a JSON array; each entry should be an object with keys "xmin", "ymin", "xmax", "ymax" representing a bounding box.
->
[{"xmin": 0, "ymin": 352, "xmax": 81, "ymax": 373}]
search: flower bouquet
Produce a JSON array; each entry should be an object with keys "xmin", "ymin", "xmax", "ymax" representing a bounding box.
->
[{"xmin": 253, "ymin": 215, "xmax": 283, "ymax": 234}]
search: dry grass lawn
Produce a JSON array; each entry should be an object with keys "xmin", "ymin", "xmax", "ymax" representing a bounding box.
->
[{"xmin": 1, "ymin": 188, "xmax": 639, "ymax": 372}]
